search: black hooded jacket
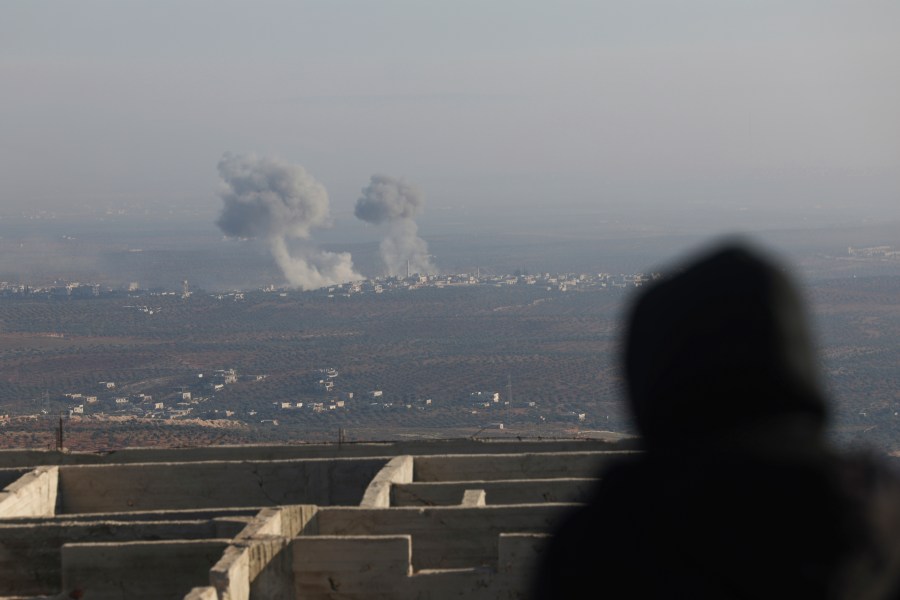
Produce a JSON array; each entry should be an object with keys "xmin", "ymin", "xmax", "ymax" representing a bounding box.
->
[{"xmin": 535, "ymin": 244, "xmax": 900, "ymax": 599}]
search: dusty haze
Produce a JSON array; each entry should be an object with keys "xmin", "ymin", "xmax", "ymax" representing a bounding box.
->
[{"xmin": 1, "ymin": 1, "xmax": 898, "ymax": 236}]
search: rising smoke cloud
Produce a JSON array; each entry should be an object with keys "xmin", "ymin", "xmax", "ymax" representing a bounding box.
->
[
  {"xmin": 354, "ymin": 174, "xmax": 435, "ymax": 277},
  {"xmin": 216, "ymin": 153, "xmax": 361, "ymax": 289}
]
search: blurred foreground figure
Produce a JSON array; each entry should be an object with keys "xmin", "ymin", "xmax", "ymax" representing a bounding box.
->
[{"xmin": 536, "ymin": 242, "xmax": 900, "ymax": 599}]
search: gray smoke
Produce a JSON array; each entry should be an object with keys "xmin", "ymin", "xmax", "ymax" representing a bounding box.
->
[
  {"xmin": 354, "ymin": 174, "xmax": 435, "ymax": 276},
  {"xmin": 216, "ymin": 153, "xmax": 361, "ymax": 289}
]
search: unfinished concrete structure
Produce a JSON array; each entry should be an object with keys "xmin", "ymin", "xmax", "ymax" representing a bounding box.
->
[{"xmin": 0, "ymin": 439, "xmax": 633, "ymax": 599}]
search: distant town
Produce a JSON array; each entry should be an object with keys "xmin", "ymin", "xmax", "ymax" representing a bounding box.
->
[
  {"xmin": 2, "ymin": 243, "xmax": 896, "ymax": 302},
  {"xmin": 0, "ymin": 268, "xmax": 655, "ymax": 428},
  {"xmin": 1, "ymin": 243, "xmax": 897, "ymax": 451},
  {"xmin": 1, "ymin": 268, "xmax": 660, "ymax": 300}
]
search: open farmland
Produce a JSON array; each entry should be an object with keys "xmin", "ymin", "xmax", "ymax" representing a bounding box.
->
[
  {"xmin": 0, "ymin": 284, "xmax": 627, "ymax": 445},
  {"xmin": 1, "ymin": 274, "xmax": 899, "ymax": 452}
]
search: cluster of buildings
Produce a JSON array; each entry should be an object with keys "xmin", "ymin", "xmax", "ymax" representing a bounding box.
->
[
  {"xmin": 278, "ymin": 368, "xmax": 426, "ymax": 414},
  {"xmin": 61, "ymin": 385, "xmax": 194, "ymax": 420},
  {"xmin": 59, "ymin": 369, "xmax": 264, "ymax": 421},
  {"xmin": 847, "ymin": 245, "xmax": 900, "ymax": 259},
  {"xmin": 1, "ymin": 268, "xmax": 656, "ymax": 303},
  {"xmin": 318, "ymin": 270, "xmax": 659, "ymax": 297},
  {"xmin": 0, "ymin": 281, "xmax": 100, "ymax": 298},
  {"xmin": 0, "ymin": 279, "xmax": 192, "ymax": 300}
]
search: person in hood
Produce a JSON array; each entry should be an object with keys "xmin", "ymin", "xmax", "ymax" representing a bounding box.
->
[{"xmin": 535, "ymin": 241, "xmax": 900, "ymax": 599}]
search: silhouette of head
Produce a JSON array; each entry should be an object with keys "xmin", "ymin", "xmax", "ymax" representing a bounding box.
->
[{"xmin": 624, "ymin": 242, "xmax": 827, "ymax": 451}]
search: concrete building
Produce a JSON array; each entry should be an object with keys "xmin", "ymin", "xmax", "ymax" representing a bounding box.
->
[{"xmin": 0, "ymin": 438, "xmax": 633, "ymax": 599}]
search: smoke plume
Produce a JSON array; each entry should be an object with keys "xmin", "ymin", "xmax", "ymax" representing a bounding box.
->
[
  {"xmin": 216, "ymin": 153, "xmax": 361, "ymax": 289},
  {"xmin": 354, "ymin": 174, "xmax": 435, "ymax": 276}
]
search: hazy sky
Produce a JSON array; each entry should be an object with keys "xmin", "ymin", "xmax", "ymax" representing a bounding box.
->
[{"xmin": 2, "ymin": 1, "xmax": 899, "ymax": 226}]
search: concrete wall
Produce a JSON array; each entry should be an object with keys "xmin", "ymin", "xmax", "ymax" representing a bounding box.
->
[
  {"xmin": 292, "ymin": 533, "xmax": 550, "ymax": 599},
  {"xmin": 360, "ymin": 455, "xmax": 413, "ymax": 508},
  {"xmin": 3, "ymin": 506, "xmax": 263, "ymax": 525},
  {"xmin": 0, "ymin": 444, "xmax": 635, "ymax": 599},
  {"xmin": 412, "ymin": 451, "xmax": 633, "ymax": 482},
  {"xmin": 0, "ymin": 466, "xmax": 58, "ymax": 518},
  {"xmin": 497, "ymin": 532, "xmax": 550, "ymax": 589},
  {"xmin": 209, "ymin": 537, "xmax": 297, "ymax": 600},
  {"xmin": 183, "ymin": 587, "xmax": 219, "ymax": 600},
  {"xmin": 246, "ymin": 536, "xmax": 293, "ymax": 600},
  {"xmin": 392, "ymin": 477, "xmax": 597, "ymax": 506},
  {"xmin": 228, "ymin": 506, "xmax": 311, "ymax": 600},
  {"xmin": 0, "ymin": 438, "xmax": 629, "ymax": 468},
  {"xmin": 293, "ymin": 535, "xmax": 411, "ymax": 599},
  {"xmin": 205, "ymin": 505, "xmax": 319, "ymax": 600},
  {"xmin": 0, "ymin": 504, "xmax": 315, "ymax": 599},
  {"xmin": 0, "ymin": 519, "xmax": 244, "ymax": 596},
  {"xmin": 210, "ymin": 544, "xmax": 251, "ymax": 600},
  {"xmin": 57, "ymin": 458, "xmax": 387, "ymax": 514},
  {"xmin": 276, "ymin": 504, "xmax": 320, "ymax": 538},
  {"xmin": 309, "ymin": 504, "xmax": 572, "ymax": 571},
  {"xmin": 62, "ymin": 539, "xmax": 230, "ymax": 600}
]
